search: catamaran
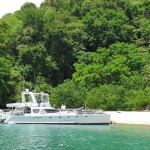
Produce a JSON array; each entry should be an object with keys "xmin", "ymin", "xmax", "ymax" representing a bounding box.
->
[{"xmin": 0, "ymin": 89, "xmax": 110, "ymax": 124}]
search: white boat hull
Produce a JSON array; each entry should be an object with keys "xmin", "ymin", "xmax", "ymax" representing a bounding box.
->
[{"xmin": 4, "ymin": 114, "xmax": 110, "ymax": 125}]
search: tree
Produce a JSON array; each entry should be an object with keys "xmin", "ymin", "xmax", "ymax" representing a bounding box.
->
[
  {"xmin": 82, "ymin": 8, "xmax": 129, "ymax": 50},
  {"xmin": 138, "ymin": 19, "xmax": 150, "ymax": 46},
  {"xmin": 42, "ymin": 8, "xmax": 86, "ymax": 81},
  {"xmin": 124, "ymin": 89, "xmax": 150, "ymax": 110},
  {"xmin": 73, "ymin": 43, "xmax": 148, "ymax": 90},
  {"xmin": 17, "ymin": 42, "xmax": 59, "ymax": 85},
  {"xmin": 86, "ymin": 85, "xmax": 125, "ymax": 110},
  {"xmin": 50, "ymin": 80, "xmax": 86, "ymax": 108},
  {"xmin": 0, "ymin": 14, "xmax": 23, "ymax": 59},
  {"xmin": 0, "ymin": 57, "xmax": 21, "ymax": 106}
]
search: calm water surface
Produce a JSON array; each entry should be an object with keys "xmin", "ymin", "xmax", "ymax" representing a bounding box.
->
[{"xmin": 0, "ymin": 124, "xmax": 150, "ymax": 150}]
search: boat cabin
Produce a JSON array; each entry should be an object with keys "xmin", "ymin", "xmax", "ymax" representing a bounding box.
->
[{"xmin": 6, "ymin": 89, "xmax": 57, "ymax": 115}]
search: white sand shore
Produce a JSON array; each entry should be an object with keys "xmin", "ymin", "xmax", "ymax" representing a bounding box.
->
[{"xmin": 105, "ymin": 111, "xmax": 150, "ymax": 125}]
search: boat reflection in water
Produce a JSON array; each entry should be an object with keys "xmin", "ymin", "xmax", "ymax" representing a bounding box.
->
[{"xmin": 1, "ymin": 89, "xmax": 110, "ymax": 125}]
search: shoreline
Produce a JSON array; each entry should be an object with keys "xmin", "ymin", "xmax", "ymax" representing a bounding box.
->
[{"xmin": 105, "ymin": 111, "xmax": 150, "ymax": 126}]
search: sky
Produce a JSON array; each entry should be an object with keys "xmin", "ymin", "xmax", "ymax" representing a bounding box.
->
[{"xmin": 0, "ymin": 0, "xmax": 44, "ymax": 18}]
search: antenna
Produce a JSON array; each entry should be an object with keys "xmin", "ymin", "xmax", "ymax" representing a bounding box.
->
[
  {"xmin": 22, "ymin": 73, "xmax": 25, "ymax": 91},
  {"xmin": 23, "ymin": 72, "xmax": 25, "ymax": 91}
]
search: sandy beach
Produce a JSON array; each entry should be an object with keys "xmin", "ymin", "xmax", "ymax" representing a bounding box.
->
[{"xmin": 105, "ymin": 111, "xmax": 150, "ymax": 125}]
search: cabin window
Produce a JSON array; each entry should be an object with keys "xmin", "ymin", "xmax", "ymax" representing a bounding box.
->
[
  {"xmin": 33, "ymin": 109, "xmax": 40, "ymax": 113},
  {"xmin": 44, "ymin": 109, "xmax": 59, "ymax": 113},
  {"xmin": 24, "ymin": 107, "xmax": 31, "ymax": 114}
]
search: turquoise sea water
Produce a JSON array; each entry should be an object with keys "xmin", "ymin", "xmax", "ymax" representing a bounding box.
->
[{"xmin": 0, "ymin": 124, "xmax": 150, "ymax": 150}]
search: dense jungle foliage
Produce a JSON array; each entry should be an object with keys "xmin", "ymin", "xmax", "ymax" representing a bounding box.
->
[{"xmin": 0, "ymin": 0, "xmax": 150, "ymax": 110}]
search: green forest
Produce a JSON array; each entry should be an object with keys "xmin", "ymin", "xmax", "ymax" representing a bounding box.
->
[{"xmin": 0, "ymin": 0, "xmax": 150, "ymax": 110}]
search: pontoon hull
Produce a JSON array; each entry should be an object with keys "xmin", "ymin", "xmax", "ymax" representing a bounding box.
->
[{"xmin": 4, "ymin": 114, "xmax": 110, "ymax": 125}]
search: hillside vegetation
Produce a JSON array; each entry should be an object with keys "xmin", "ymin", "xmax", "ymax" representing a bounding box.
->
[{"xmin": 0, "ymin": 0, "xmax": 150, "ymax": 110}]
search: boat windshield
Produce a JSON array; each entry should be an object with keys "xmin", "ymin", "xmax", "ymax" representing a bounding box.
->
[
  {"xmin": 34, "ymin": 93, "xmax": 49, "ymax": 103},
  {"xmin": 24, "ymin": 95, "xmax": 32, "ymax": 102}
]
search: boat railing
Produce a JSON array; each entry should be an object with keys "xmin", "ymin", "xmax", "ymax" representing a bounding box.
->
[
  {"xmin": 84, "ymin": 109, "xmax": 104, "ymax": 114},
  {"xmin": 14, "ymin": 111, "xmax": 24, "ymax": 115},
  {"xmin": 0, "ymin": 110, "xmax": 6, "ymax": 121},
  {"xmin": 8, "ymin": 110, "xmax": 24, "ymax": 116},
  {"xmin": 82, "ymin": 110, "xmax": 94, "ymax": 114},
  {"xmin": 74, "ymin": 108, "xmax": 104, "ymax": 115},
  {"xmin": 8, "ymin": 107, "xmax": 25, "ymax": 116}
]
